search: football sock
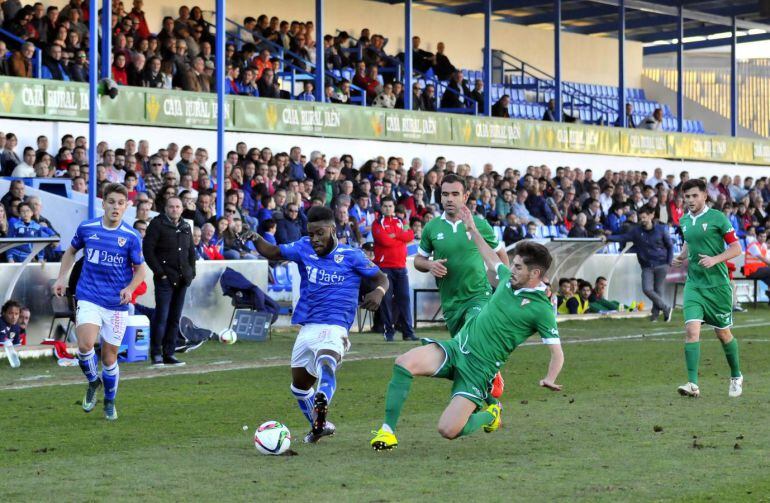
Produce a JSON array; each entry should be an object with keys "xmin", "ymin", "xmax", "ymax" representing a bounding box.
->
[
  {"xmin": 383, "ymin": 364, "xmax": 413, "ymax": 432},
  {"xmin": 459, "ymin": 410, "xmax": 495, "ymax": 437},
  {"xmin": 290, "ymin": 384, "xmax": 315, "ymax": 425},
  {"xmin": 485, "ymin": 396, "xmax": 499, "ymax": 406},
  {"xmin": 315, "ymin": 355, "xmax": 338, "ymax": 404},
  {"xmin": 102, "ymin": 362, "xmax": 119, "ymax": 401},
  {"xmin": 77, "ymin": 349, "xmax": 99, "ymax": 383},
  {"xmin": 721, "ymin": 337, "xmax": 741, "ymax": 378},
  {"xmin": 684, "ymin": 341, "xmax": 701, "ymax": 384}
]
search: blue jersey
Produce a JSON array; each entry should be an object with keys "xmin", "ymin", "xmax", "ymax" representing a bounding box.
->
[
  {"xmin": 280, "ymin": 237, "xmax": 380, "ymax": 329},
  {"xmin": 71, "ymin": 218, "xmax": 144, "ymax": 311}
]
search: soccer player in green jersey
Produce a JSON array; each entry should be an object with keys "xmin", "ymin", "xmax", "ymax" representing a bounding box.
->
[
  {"xmin": 370, "ymin": 207, "xmax": 564, "ymax": 450},
  {"xmin": 414, "ymin": 174, "xmax": 509, "ymax": 335},
  {"xmin": 672, "ymin": 179, "xmax": 743, "ymax": 398},
  {"xmin": 414, "ymin": 174, "xmax": 509, "ymax": 397}
]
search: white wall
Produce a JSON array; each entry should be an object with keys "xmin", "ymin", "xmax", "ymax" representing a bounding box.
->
[
  {"xmin": 47, "ymin": 0, "xmax": 643, "ymax": 87},
  {"xmin": 4, "ymin": 117, "xmax": 769, "ymax": 187}
]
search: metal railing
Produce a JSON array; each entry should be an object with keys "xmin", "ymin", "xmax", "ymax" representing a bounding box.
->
[
  {"xmin": 0, "ymin": 28, "xmax": 42, "ymax": 79},
  {"xmin": 414, "ymin": 69, "xmax": 478, "ymax": 115},
  {"xmin": 492, "ymin": 49, "xmax": 615, "ymax": 124}
]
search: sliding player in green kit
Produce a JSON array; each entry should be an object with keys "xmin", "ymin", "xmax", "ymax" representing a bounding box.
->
[
  {"xmin": 414, "ymin": 174, "xmax": 509, "ymax": 398},
  {"xmin": 672, "ymin": 179, "xmax": 743, "ymax": 398},
  {"xmin": 371, "ymin": 207, "xmax": 564, "ymax": 450}
]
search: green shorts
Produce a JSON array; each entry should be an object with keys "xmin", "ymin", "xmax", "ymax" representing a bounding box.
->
[
  {"xmin": 682, "ymin": 283, "xmax": 733, "ymax": 329},
  {"xmin": 444, "ymin": 296, "xmax": 490, "ymax": 336},
  {"xmin": 421, "ymin": 336, "xmax": 496, "ymax": 409}
]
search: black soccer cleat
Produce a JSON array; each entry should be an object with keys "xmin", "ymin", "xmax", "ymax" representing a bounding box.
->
[{"xmin": 312, "ymin": 392, "xmax": 329, "ymax": 436}]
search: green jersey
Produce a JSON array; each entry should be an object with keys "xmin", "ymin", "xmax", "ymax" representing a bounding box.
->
[
  {"xmin": 418, "ymin": 213, "xmax": 502, "ymax": 318},
  {"xmin": 680, "ymin": 207, "xmax": 736, "ymax": 288},
  {"xmin": 457, "ymin": 263, "xmax": 560, "ymax": 371}
]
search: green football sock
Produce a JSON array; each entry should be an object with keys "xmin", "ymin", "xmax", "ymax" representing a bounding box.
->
[
  {"xmin": 722, "ymin": 338, "xmax": 741, "ymax": 378},
  {"xmin": 685, "ymin": 341, "xmax": 701, "ymax": 384},
  {"xmin": 459, "ymin": 410, "xmax": 494, "ymax": 437},
  {"xmin": 383, "ymin": 364, "xmax": 413, "ymax": 432}
]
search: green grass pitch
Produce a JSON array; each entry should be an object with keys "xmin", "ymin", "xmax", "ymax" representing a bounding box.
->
[{"xmin": 2, "ymin": 309, "xmax": 770, "ymax": 501}]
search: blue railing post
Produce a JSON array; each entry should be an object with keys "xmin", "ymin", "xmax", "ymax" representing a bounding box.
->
[
  {"xmin": 483, "ymin": 0, "xmax": 492, "ymax": 116},
  {"xmin": 730, "ymin": 15, "xmax": 738, "ymax": 137},
  {"xmin": 314, "ymin": 0, "xmax": 324, "ymax": 102},
  {"xmin": 34, "ymin": 48, "xmax": 42, "ymax": 78},
  {"xmin": 87, "ymin": 0, "xmax": 99, "ymax": 219},
  {"xmin": 404, "ymin": 0, "xmax": 413, "ymax": 110},
  {"xmin": 100, "ymin": 0, "xmax": 112, "ymax": 79},
  {"xmin": 676, "ymin": 3, "xmax": 684, "ymax": 133},
  {"xmin": 215, "ymin": 0, "xmax": 225, "ymax": 217},
  {"xmin": 618, "ymin": 0, "xmax": 626, "ymax": 127},
  {"xmin": 553, "ymin": 0, "xmax": 562, "ymax": 122}
]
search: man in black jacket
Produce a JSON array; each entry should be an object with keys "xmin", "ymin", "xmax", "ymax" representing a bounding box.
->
[
  {"xmin": 440, "ymin": 71, "xmax": 471, "ymax": 110},
  {"xmin": 143, "ymin": 196, "xmax": 196, "ymax": 366}
]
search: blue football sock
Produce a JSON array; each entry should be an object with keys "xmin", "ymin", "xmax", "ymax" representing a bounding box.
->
[
  {"xmin": 290, "ymin": 384, "xmax": 315, "ymax": 425},
  {"xmin": 102, "ymin": 362, "xmax": 120, "ymax": 401},
  {"xmin": 315, "ymin": 355, "xmax": 338, "ymax": 405},
  {"xmin": 77, "ymin": 349, "xmax": 99, "ymax": 383}
]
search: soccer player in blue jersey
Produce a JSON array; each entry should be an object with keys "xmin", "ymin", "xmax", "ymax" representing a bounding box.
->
[
  {"xmin": 53, "ymin": 183, "xmax": 145, "ymax": 421},
  {"xmin": 254, "ymin": 206, "xmax": 389, "ymax": 443}
]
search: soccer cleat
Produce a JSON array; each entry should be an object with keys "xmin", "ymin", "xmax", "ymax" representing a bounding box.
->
[
  {"xmin": 303, "ymin": 421, "xmax": 336, "ymax": 443},
  {"xmin": 103, "ymin": 399, "xmax": 118, "ymax": 421},
  {"xmin": 677, "ymin": 382, "xmax": 700, "ymax": 397},
  {"xmin": 483, "ymin": 403, "xmax": 503, "ymax": 433},
  {"xmin": 491, "ymin": 372, "xmax": 505, "ymax": 399},
  {"xmin": 370, "ymin": 428, "xmax": 398, "ymax": 451},
  {"xmin": 663, "ymin": 308, "xmax": 673, "ymax": 323},
  {"xmin": 311, "ymin": 392, "xmax": 329, "ymax": 436},
  {"xmin": 82, "ymin": 378, "xmax": 102, "ymax": 412},
  {"xmin": 728, "ymin": 376, "xmax": 743, "ymax": 398},
  {"xmin": 162, "ymin": 356, "xmax": 186, "ymax": 367}
]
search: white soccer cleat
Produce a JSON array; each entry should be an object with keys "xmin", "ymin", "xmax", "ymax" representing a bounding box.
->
[
  {"xmin": 728, "ymin": 376, "xmax": 743, "ymax": 398},
  {"xmin": 677, "ymin": 382, "xmax": 700, "ymax": 397}
]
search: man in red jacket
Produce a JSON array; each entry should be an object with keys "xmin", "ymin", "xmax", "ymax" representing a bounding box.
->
[{"xmin": 373, "ymin": 197, "xmax": 417, "ymax": 341}]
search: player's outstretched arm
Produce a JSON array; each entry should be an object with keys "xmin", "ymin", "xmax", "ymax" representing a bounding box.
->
[
  {"xmin": 52, "ymin": 246, "xmax": 78, "ymax": 297},
  {"xmin": 671, "ymin": 243, "xmax": 688, "ymax": 267},
  {"xmin": 540, "ymin": 343, "xmax": 564, "ymax": 391},
  {"xmin": 361, "ymin": 271, "xmax": 389, "ymax": 311},
  {"xmin": 254, "ymin": 234, "xmax": 284, "ymax": 261},
  {"xmin": 458, "ymin": 206, "xmax": 501, "ymax": 272},
  {"xmin": 120, "ymin": 264, "xmax": 147, "ymax": 305},
  {"xmin": 698, "ymin": 240, "xmax": 741, "ymax": 269}
]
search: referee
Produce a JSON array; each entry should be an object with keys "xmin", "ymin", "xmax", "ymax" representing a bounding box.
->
[{"xmin": 144, "ymin": 196, "xmax": 196, "ymax": 366}]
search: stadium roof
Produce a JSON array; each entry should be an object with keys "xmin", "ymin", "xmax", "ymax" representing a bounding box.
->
[{"xmin": 369, "ymin": 0, "xmax": 770, "ymax": 53}]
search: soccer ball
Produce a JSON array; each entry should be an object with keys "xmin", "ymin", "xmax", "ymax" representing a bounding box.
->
[
  {"xmin": 218, "ymin": 328, "xmax": 237, "ymax": 345},
  {"xmin": 254, "ymin": 421, "xmax": 291, "ymax": 455}
]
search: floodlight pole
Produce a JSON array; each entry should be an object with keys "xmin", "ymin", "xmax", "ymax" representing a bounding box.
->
[
  {"xmin": 215, "ymin": 0, "xmax": 225, "ymax": 217},
  {"xmin": 730, "ymin": 15, "xmax": 738, "ymax": 137},
  {"xmin": 618, "ymin": 0, "xmax": 626, "ymax": 127},
  {"xmin": 404, "ymin": 0, "xmax": 413, "ymax": 111},
  {"xmin": 483, "ymin": 0, "xmax": 492, "ymax": 117},
  {"xmin": 554, "ymin": 0, "xmax": 562, "ymax": 122},
  {"xmin": 676, "ymin": 3, "xmax": 684, "ymax": 133},
  {"xmin": 315, "ymin": 0, "xmax": 325, "ymax": 102},
  {"xmin": 88, "ymin": 0, "xmax": 99, "ymax": 219},
  {"xmin": 100, "ymin": 0, "xmax": 111, "ymax": 79}
]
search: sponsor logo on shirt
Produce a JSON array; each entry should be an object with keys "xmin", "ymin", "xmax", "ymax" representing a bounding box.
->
[
  {"xmin": 306, "ymin": 266, "xmax": 346, "ymax": 285},
  {"xmin": 521, "ymin": 299, "xmax": 530, "ymax": 306},
  {"xmin": 702, "ymin": 223, "xmax": 708, "ymax": 231},
  {"xmin": 437, "ymin": 232, "xmax": 444, "ymax": 240},
  {"xmin": 87, "ymin": 233, "xmax": 100, "ymax": 241},
  {"xmin": 86, "ymin": 248, "xmax": 125, "ymax": 266}
]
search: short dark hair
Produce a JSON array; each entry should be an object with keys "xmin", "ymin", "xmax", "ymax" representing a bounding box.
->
[
  {"xmin": 513, "ymin": 241, "xmax": 552, "ymax": 275},
  {"xmin": 638, "ymin": 205, "xmax": 655, "ymax": 215},
  {"xmin": 441, "ymin": 173, "xmax": 467, "ymax": 193},
  {"xmin": 2, "ymin": 299, "xmax": 21, "ymax": 314},
  {"xmin": 682, "ymin": 178, "xmax": 707, "ymax": 193},
  {"xmin": 307, "ymin": 205, "xmax": 334, "ymax": 224},
  {"xmin": 595, "ymin": 276, "xmax": 607, "ymax": 283},
  {"xmin": 124, "ymin": 170, "xmax": 137, "ymax": 181},
  {"xmin": 380, "ymin": 196, "xmax": 396, "ymax": 205},
  {"xmin": 133, "ymin": 220, "xmax": 147, "ymax": 229},
  {"xmin": 263, "ymin": 218, "xmax": 277, "ymax": 230},
  {"xmin": 103, "ymin": 182, "xmax": 129, "ymax": 199},
  {"xmin": 559, "ymin": 278, "xmax": 570, "ymax": 286}
]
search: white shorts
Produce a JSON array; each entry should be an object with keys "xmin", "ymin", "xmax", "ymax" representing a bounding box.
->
[
  {"xmin": 76, "ymin": 300, "xmax": 129, "ymax": 347},
  {"xmin": 291, "ymin": 324, "xmax": 349, "ymax": 376}
]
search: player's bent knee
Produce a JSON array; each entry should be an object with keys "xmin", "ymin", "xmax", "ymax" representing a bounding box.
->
[{"xmin": 437, "ymin": 423, "xmax": 461, "ymax": 440}]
